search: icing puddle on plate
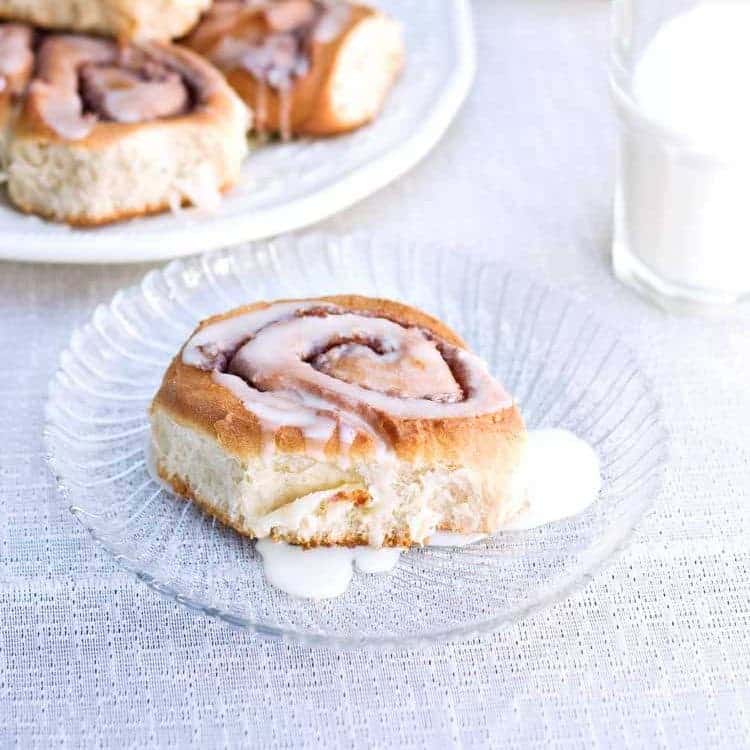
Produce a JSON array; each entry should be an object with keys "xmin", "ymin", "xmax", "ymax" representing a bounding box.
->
[
  {"xmin": 255, "ymin": 428, "xmax": 602, "ymax": 599},
  {"xmin": 147, "ymin": 428, "xmax": 600, "ymax": 599}
]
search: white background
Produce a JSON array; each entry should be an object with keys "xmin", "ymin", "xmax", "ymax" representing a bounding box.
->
[{"xmin": 1, "ymin": 1, "xmax": 749, "ymax": 746}]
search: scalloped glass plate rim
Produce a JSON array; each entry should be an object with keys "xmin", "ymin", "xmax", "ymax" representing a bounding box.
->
[{"xmin": 44, "ymin": 237, "xmax": 668, "ymax": 649}]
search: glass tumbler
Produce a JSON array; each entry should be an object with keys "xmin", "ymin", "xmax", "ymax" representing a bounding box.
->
[{"xmin": 611, "ymin": 0, "xmax": 750, "ymax": 311}]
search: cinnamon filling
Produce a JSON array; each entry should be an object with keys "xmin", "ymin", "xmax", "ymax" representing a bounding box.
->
[
  {"xmin": 30, "ymin": 35, "xmax": 198, "ymax": 139},
  {"xmin": 79, "ymin": 60, "xmax": 189, "ymax": 123}
]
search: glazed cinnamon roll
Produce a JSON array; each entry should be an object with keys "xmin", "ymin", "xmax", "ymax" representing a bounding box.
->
[
  {"xmin": 5, "ymin": 33, "xmax": 248, "ymax": 225},
  {"xmin": 0, "ymin": 23, "xmax": 33, "ymax": 160},
  {"xmin": 150, "ymin": 296, "xmax": 528, "ymax": 548},
  {"xmin": 0, "ymin": 0, "xmax": 211, "ymax": 41},
  {"xmin": 184, "ymin": 0, "xmax": 404, "ymax": 139}
]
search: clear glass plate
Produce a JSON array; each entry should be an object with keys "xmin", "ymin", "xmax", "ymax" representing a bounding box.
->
[{"xmin": 45, "ymin": 234, "xmax": 668, "ymax": 648}]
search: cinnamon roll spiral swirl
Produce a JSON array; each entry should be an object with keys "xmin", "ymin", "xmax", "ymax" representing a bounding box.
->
[
  {"xmin": 184, "ymin": 0, "xmax": 404, "ymax": 139},
  {"xmin": 5, "ymin": 33, "xmax": 248, "ymax": 225},
  {"xmin": 151, "ymin": 297, "xmax": 528, "ymax": 548}
]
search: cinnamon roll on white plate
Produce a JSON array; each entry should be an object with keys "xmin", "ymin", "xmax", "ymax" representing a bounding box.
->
[
  {"xmin": 184, "ymin": 0, "xmax": 404, "ymax": 139},
  {"xmin": 0, "ymin": 0, "xmax": 211, "ymax": 41},
  {"xmin": 5, "ymin": 33, "xmax": 249, "ymax": 226},
  {"xmin": 150, "ymin": 296, "xmax": 528, "ymax": 548}
]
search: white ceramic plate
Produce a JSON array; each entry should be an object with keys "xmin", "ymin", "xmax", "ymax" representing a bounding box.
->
[
  {"xmin": 0, "ymin": 0, "xmax": 474, "ymax": 264},
  {"xmin": 45, "ymin": 234, "xmax": 668, "ymax": 648}
]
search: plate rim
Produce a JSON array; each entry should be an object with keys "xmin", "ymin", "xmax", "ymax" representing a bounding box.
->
[
  {"xmin": 44, "ymin": 235, "xmax": 669, "ymax": 649},
  {"xmin": 0, "ymin": 0, "xmax": 475, "ymax": 265}
]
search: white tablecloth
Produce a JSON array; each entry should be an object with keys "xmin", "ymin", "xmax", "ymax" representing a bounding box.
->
[{"xmin": 2, "ymin": 1, "xmax": 749, "ymax": 746}]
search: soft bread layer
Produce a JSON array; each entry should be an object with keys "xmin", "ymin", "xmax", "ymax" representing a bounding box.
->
[
  {"xmin": 0, "ymin": 0, "xmax": 211, "ymax": 40},
  {"xmin": 152, "ymin": 408, "xmax": 529, "ymax": 547}
]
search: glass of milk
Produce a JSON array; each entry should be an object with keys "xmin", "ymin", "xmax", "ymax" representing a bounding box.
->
[{"xmin": 611, "ymin": 0, "xmax": 750, "ymax": 310}]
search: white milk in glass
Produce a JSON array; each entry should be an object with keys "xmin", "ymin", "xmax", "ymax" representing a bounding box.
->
[{"xmin": 613, "ymin": 1, "xmax": 750, "ymax": 307}]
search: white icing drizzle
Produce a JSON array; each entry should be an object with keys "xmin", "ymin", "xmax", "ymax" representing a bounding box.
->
[
  {"xmin": 229, "ymin": 313, "xmax": 506, "ymax": 419},
  {"xmin": 28, "ymin": 35, "xmax": 198, "ymax": 141},
  {"xmin": 313, "ymin": 2, "xmax": 352, "ymax": 43},
  {"xmin": 503, "ymin": 428, "xmax": 601, "ymax": 531},
  {"xmin": 183, "ymin": 301, "xmax": 324, "ymax": 368},
  {"xmin": 187, "ymin": 0, "xmax": 351, "ymax": 139},
  {"xmin": 211, "ymin": 370, "xmax": 344, "ymax": 457},
  {"xmin": 255, "ymin": 539, "xmax": 401, "ymax": 599},
  {"xmin": 195, "ymin": 1, "xmax": 350, "ymax": 82},
  {"xmin": 183, "ymin": 300, "xmax": 512, "ymax": 458},
  {"xmin": 255, "ymin": 429, "xmax": 602, "ymax": 599},
  {"xmin": 352, "ymin": 547, "xmax": 402, "ymax": 573}
]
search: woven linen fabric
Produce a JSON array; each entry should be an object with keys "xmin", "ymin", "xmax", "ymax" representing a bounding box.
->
[{"xmin": 1, "ymin": 1, "xmax": 749, "ymax": 747}]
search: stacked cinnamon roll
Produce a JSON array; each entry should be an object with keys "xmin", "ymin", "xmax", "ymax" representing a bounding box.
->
[
  {"xmin": 151, "ymin": 297, "xmax": 528, "ymax": 548},
  {"xmin": 184, "ymin": 0, "xmax": 404, "ymax": 139},
  {"xmin": 0, "ymin": 0, "xmax": 404, "ymax": 226}
]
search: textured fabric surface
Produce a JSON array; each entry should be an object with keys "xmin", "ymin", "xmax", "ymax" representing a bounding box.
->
[{"xmin": 1, "ymin": 1, "xmax": 749, "ymax": 747}]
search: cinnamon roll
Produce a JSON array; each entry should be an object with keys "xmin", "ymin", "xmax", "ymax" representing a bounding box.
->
[
  {"xmin": 0, "ymin": 0, "xmax": 211, "ymax": 41},
  {"xmin": 0, "ymin": 23, "xmax": 33, "ymax": 161},
  {"xmin": 5, "ymin": 33, "xmax": 249, "ymax": 225},
  {"xmin": 150, "ymin": 296, "xmax": 528, "ymax": 548},
  {"xmin": 184, "ymin": 0, "xmax": 404, "ymax": 139}
]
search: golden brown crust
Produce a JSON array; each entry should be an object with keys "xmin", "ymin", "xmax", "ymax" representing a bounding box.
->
[
  {"xmin": 151, "ymin": 295, "xmax": 526, "ymax": 471},
  {"xmin": 184, "ymin": 4, "xmax": 392, "ymax": 136}
]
